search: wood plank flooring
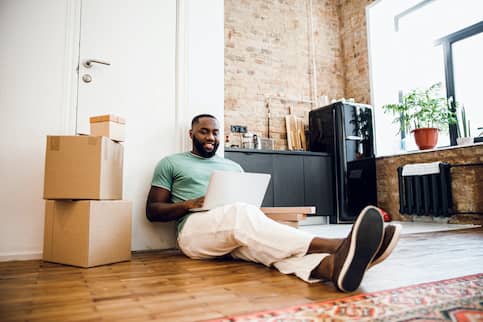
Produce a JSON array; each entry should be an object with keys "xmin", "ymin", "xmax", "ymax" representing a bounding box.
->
[{"xmin": 1, "ymin": 227, "xmax": 482, "ymax": 322}]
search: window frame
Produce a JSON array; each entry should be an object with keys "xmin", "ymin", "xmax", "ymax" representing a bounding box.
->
[{"xmin": 435, "ymin": 20, "xmax": 483, "ymax": 145}]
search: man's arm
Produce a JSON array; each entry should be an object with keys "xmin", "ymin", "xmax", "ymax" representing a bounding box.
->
[{"xmin": 145, "ymin": 186, "xmax": 204, "ymax": 222}]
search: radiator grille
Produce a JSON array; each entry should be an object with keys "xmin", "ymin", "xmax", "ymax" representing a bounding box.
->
[{"xmin": 397, "ymin": 163, "xmax": 453, "ymax": 216}]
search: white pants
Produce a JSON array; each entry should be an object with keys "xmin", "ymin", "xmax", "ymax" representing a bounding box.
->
[{"xmin": 177, "ymin": 202, "xmax": 328, "ymax": 282}]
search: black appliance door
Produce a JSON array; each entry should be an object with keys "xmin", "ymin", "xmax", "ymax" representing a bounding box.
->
[{"xmin": 339, "ymin": 104, "xmax": 377, "ymax": 222}]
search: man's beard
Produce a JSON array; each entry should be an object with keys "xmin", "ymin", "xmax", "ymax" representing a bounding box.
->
[{"xmin": 193, "ymin": 136, "xmax": 219, "ymax": 158}]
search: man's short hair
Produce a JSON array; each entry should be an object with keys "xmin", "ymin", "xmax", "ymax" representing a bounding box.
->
[{"xmin": 191, "ymin": 114, "xmax": 217, "ymax": 127}]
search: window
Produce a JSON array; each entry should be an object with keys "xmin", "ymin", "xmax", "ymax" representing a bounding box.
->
[
  {"xmin": 437, "ymin": 22, "xmax": 483, "ymax": 143},
  {"xmin": 367, "ymin": 0, "xmax": 483, "ymax": 156}
]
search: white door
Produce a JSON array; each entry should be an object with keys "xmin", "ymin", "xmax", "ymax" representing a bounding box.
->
[{"xmin": 77, "ymin": 0, "xmax": 178, "ymax": 250}]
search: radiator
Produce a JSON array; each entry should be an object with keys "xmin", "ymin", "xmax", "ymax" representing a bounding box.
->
[{"xmin": 397, "ymin": 162, "xmax": 453, "ymax": 216}]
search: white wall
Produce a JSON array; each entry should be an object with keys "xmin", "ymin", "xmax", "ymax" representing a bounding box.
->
[
  {"xmin": 0, "ymin": 0, "xmax": 225, "ymax": 260},
  {"xmin": 130, "ymin": 0, "xmax": 225, "ymax": 251},
  {"xmin": 0, "ymin": 0, "xmax": 77, "ymax": 260},
  {"xmin": 177, "ymin": 0, "xmax": 225, "ymax": 153}
]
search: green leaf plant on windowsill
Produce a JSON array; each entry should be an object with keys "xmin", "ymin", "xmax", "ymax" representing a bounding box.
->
[
  {"xmin": 455, "ymin": 103, "xmax": 473, "ymax": 146},
  {"xmin": 381, "ymin": 82, "xmax": 457, "ymax": 150}
]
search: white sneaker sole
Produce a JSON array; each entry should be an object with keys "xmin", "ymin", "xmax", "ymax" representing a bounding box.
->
[
  {"xmin": 336, "ymin": 206, "xmax": 384, "ymax": 292},
  {"xmin": 371, "ymin": 223, "xmax": 402, "ymax": 267}
]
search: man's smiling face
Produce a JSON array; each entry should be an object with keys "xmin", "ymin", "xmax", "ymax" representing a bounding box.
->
[{"xmin": 190, "ymin": 116, "xmax": 220, "ymax": 158}]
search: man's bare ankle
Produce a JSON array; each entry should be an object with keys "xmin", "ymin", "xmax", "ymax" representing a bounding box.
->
[{"xmin": 310, "ymin": 255, "xmax": 334, "ymax": 280}]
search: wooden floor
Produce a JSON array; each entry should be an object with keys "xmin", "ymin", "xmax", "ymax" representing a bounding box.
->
[{"xmin": 1, "ymin": 227, "xmax": 482, "ymax": 322}]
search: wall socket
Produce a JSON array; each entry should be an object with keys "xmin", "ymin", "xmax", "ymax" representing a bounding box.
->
[{"xmin": 230, "ymin": 125, "xmax": 247, "ymax": 133}]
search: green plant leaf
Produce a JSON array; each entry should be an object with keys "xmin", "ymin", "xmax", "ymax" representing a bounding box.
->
[{"xmin": 380, "ymin": 82, "xmax": 459, "ymax": 134}]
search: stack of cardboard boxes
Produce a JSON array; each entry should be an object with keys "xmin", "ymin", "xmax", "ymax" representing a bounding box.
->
[{"xmin": 42, "ymin": 115, "xmax": 132, "ymax": 268}]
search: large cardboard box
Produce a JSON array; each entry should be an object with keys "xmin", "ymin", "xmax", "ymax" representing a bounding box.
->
[
  {"xmin": 90, "ymin": 114, "xmax": 125, "ymax": 142},
  {"xmin": 43, "ymin": 200, "xmax": 132, "ymax": 268},
  {"xmin": 43, "ymin": 136, "xmax": 123, "ymax": 199}
]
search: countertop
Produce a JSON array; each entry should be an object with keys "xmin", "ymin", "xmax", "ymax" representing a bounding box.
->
[{"xmin": 224, "ymin": 147, "xmax": 331, "ymax": 157}]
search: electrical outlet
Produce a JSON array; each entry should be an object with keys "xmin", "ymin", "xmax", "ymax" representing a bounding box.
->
[{"xmin": 230, "ymin": 125, "xmax": 247, "ymax": 133}]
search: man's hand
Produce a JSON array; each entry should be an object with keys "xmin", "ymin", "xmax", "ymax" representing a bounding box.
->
[
  {"xmin": 183, "ymin": 196, "xmax": 205, "ymax": 210},
  {"xmin": 147, "ymin": 186, "xmax": 204, "ymax": 222}
]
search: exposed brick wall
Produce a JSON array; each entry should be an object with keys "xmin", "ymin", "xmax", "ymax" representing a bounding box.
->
[
  {"xmin": 376, "ymin": 144, "xmax": 483, "ymax": 224},
  {"xmin": 337, "ymin": 0, "xmax": 374, "ymax": 104},
  {"xmin": 225, "ymin": 0, "xmax": 346, "ymax": 150},
  {"xmin": 225, "ymin": 2, "xmax": 482, "ymax": 225}
]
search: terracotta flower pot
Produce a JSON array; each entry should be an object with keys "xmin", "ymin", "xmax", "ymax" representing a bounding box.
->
[{"xmin": 411, "ymin": 127, "xmax": 439, "ymax": 150}]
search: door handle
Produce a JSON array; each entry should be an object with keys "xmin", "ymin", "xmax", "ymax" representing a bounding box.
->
[
  {"xmin": 83, "ymin": 59, "xmax": 111, "ymax": 68},
  {"xmin": 346, "ymin": 136, "xmax": 363, "ymax": 141}
]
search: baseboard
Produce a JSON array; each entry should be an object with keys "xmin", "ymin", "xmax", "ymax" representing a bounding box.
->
[{"xmin": 0, "ymin": 252, "xmax": 42, "ymax": 262}]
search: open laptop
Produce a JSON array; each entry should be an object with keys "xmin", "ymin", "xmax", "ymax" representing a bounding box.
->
[{"xmin": 190, "ymin": 170, "xmax": 271, "ymax": 212}]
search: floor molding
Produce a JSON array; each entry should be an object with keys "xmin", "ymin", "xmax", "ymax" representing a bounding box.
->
[{"xmin": 0, "ymin": 252, "xmax": 42, "ymax": 262}]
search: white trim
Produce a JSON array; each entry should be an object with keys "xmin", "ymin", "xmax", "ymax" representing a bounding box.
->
[
  {"xmin": 365, "ymin": 3, "xmax": 377, "ymax": 155},
  {"xmin": 60, "ymin": 0, "xmax": 81, "ymax": 135},
  {"xmin": 175, "ymin": 0, "xmax": 190, "ymax": 153},
  {"xmin": 0, "ymin": 252, "xmax": 42, "ymax": 262},
  {"xmin": 366, "ymin": 0, "xmax": 383, "ymax": 10}
]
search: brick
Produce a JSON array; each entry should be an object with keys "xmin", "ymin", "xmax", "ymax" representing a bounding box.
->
[{"xmin": 225, "ymin": 0, "xmax": 360, "ymax": 147}]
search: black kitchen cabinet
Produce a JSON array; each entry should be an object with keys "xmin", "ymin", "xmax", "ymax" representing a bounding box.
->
[
  {"xmin": 224, "ymin": 149, "xmax": 334, "ymax": 216},
  {"xmin": 273, "ymin": 155, "xmax": 304, "ymax": 206},
  {"xmin": 303, "ymin": 155, "xmax": 334, "ymax": 216}
]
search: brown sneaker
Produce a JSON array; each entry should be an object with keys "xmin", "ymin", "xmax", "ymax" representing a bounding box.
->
[
  {"xmin": 332, "ymin": 206, "xmax": 384, "ymax": 292},
  {"xmin": 369, "ymin": 224, "xmax": 401, "ymax": 268}
]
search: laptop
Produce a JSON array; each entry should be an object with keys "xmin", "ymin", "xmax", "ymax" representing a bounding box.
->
[{"xmin": 190, "ymin": 170, "xmax": 271, "ymax": 212}]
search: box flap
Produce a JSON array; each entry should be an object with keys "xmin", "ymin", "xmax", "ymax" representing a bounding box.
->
[{"xmin": 99, "ymin": 137, "xmax": 124, "ymax": 199}]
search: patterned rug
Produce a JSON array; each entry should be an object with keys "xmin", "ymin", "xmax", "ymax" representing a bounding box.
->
[{"xmin": 207, "ymin": 274, "xmax": 483, "ymax": 322}]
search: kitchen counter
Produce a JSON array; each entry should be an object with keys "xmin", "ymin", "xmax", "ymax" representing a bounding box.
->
[{"xmin": 224, "ymin": 147, "xmax": 331, "ymax": 157}]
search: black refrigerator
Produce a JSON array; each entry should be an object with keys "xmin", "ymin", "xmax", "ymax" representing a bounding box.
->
[{"xmin": 309, "ymin": 102, "xmax": 377, "ymax": 223}]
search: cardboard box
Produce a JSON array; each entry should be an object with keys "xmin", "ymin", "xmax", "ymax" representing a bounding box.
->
[
  {"xmin": 43, "ymin": 136, "xmax": 123, "ymax": 199},
  {"xmin": 90, "ymin": 114, "xmax": 125, "ymax": 142},
  {"xmin": 43, "ymin": 200, "xmax": 132, "ymax": 268}
]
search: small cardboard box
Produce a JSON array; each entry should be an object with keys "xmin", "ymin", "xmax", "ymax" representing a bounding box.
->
[
  {"xmin": 43, "ymin": 136, "xmax": 123, "ymax": 200},
  {"xmin": 43, "ymin": 200, "xmax": 132, "ymax": 268},
  {"xmin": 90, "ymin": 114, "xmax": 125, "ymax": 142}
]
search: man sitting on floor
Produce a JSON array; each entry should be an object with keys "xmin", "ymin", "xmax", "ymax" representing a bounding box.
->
[{"xmin": 146, "ymin": 114, "xmax": 401, "ymax": 292}]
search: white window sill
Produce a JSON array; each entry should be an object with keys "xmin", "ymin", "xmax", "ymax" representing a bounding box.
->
[{"xmin": 376, "ymin": 141, "xmax": 483, "ymax": 159}]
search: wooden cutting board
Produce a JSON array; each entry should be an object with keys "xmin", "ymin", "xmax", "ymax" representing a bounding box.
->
[
  {"xmin": 285, "ymin": 107, "xmax": 295, "ymax": 150},
  {"xmin": 285, "ymin": 106, "xmax": 306, "ymax": 150},
  {"xmin": 298, "ymin": 118, "xmax": 307, "ymax": 150}
]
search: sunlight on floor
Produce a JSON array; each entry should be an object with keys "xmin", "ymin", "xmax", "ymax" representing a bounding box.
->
[{"xmin": 300, "ymin": 221, "xmax": 481, "ymax": 238}]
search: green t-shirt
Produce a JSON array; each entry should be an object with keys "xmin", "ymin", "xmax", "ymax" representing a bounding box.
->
[{"xmin": 151, "ymin": 152, "xmax": 243, "ymax": 232}]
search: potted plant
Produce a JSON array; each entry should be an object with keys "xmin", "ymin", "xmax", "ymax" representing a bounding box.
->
[{"xmin": 381, "ymin": 82, "xmax": 457, "ymax": 150}]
